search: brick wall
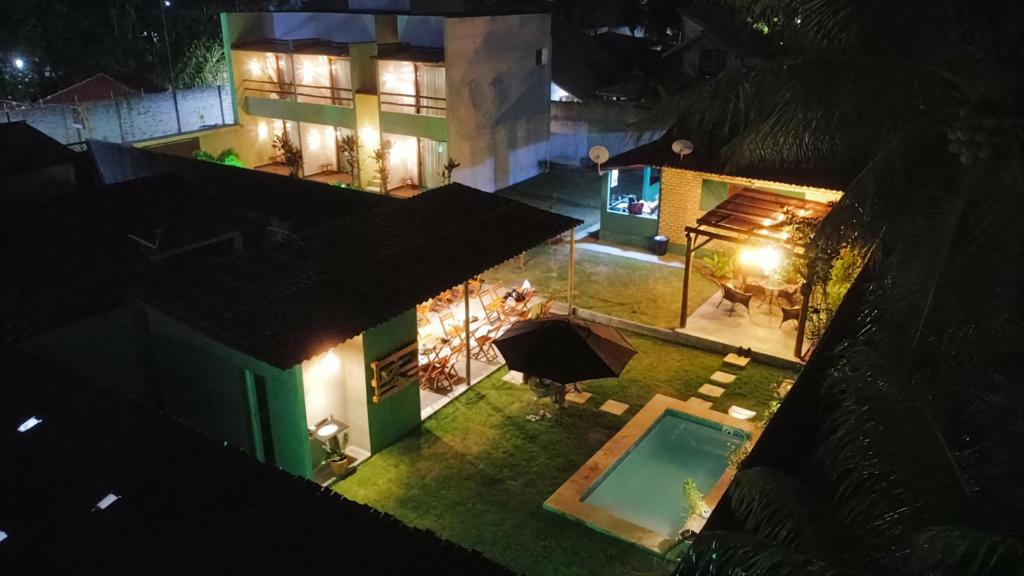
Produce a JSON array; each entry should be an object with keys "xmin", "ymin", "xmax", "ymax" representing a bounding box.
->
[{"xmin": 657, "ymin": 168, "xmax": 704, "ymax": 243}]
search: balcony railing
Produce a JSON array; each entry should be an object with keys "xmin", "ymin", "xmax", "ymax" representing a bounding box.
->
[
  {"xmin": 379, "ymin": 92, "xmax": 446, "ymax": 117},
  {"xmin": 242, "ymin": 79, "xmax": 354, "ymax": 108}
]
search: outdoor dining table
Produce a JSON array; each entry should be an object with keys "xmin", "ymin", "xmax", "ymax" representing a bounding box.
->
[{"xmin": 761, "ymin": 278, "xmax": 791, "ymax": 317}]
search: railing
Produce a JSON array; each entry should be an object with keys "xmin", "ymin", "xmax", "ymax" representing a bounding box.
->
[
  {"xmin": 242, "ymin": 79, "xmax": 354, "ymax": 108},
  {"xmin": 379, "ymin": 91, "xmax": 447, "ymax": 117}
]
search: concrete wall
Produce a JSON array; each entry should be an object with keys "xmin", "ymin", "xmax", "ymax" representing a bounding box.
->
[
  {"xmin": 550, "ymin": 100, "xmax": 662, "ymax": 166},
  {"xmin": 301, "ymin": 337, "xmax": 371, "ymax": 455},
  {"xmin": 444, "ymin": 14, "xmax": 551, "ymax": 192},
  {"xmin": 0, "ymin": 86, "xmax": 234, "ymax": 145},
  {"xmin": 145, "ymin": 308, "xmax": 312, "ymax": 478}
]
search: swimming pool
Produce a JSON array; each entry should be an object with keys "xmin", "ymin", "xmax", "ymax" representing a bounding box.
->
[
  {"xmin": 583, "ymin": 410, "xmax": 746, "ymax": 538},
  {"xmin": 544, "ymin": 394, "xmax": 756, "ymax": 554}
]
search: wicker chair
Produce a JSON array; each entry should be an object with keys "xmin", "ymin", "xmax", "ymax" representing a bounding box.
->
[
  {"xmin": 717, "ymin": 283, "xmax": 754, "ymax": 317},
  {"xmin": 740, "ymin": 281, "xmax": 768, "ymax": 308},
  {"xmin": 780, "ymin": 304, "xmax": 802, "ymax": 327}
]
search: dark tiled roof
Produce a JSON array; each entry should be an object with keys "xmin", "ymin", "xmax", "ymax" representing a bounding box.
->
[
  {"xmin": 374, "ymin": 43, "xmax": 445, "ymax": 63},
  {"xmin": 131, "ymin": 183, "xmax": 582, "ymax": 368},
  {"xmin": 605, "ymin": 128, "xmax": 851, "ymax": 191},
  {"xmin": 0, "ymin": 122, "xmax": 76, "ymax": 178},
  {"xmin": 0, "ymin": 349, "xmax": 512, "ymax": 575}
]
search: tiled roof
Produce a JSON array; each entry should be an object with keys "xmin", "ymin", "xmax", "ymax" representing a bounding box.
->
[
  {"xmin": 131, "ymin": 183, "xmax": 582, "ymax": 368},
  {"xmin": 0, "ymin": 349, "xmax": 512, "ymax": 575},
  {"xmin": 605, "ymin": 128, "xmax": 852, "ymax": 191}
]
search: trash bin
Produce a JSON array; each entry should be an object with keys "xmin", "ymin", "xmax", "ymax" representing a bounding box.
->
[{"xmin": 651, "ymin": 235, "xmax": 669, "ymax": 256}]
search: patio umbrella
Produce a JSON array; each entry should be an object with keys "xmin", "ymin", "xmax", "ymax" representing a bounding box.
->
[{"xmin": 493, "ymin": 315, "xmax": 637, "ymax": 384}]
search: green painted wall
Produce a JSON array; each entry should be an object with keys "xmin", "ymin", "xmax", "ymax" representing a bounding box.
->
[
  {"xmin": 379, "ymin": 112, "xmax": 448, "ymax": 142},
  {"xmin": 599, "ymin": 171, "xmax": 660, "ymax": 248},
  {"xmin": 244, "ymin": 97, "xmax": 356, "ymax": 129},
  {"xmin": 361, "ymin": 310, "xmax": 420, "ymax": 453},
  {"xmin": 145, "ymin": 309, "xmax": 312, "ymax": 478},
  {"xmin": 699, "ymin": 179, "xmax": 729, "ymax": 211}
]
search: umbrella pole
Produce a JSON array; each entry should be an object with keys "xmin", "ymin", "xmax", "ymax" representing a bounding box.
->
[
  {"xmin": 568, "ymin": 227, "xmax": 576, "ymax": 314},
  {"xmin": 464, "ymin": 280, "xmax": 471, "ymax": 387}
]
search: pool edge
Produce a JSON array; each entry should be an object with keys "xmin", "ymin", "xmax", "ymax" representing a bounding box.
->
[{"xmin": 543, "ymin": 393, "xmax": 760, "ymax": 555}]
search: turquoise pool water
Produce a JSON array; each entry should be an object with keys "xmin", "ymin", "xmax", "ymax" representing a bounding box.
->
[{"xmin": 583, "ymin": 410, "xmax": 746, "ymax": 538}]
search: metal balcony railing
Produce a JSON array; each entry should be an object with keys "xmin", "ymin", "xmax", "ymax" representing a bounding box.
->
[
  {"xmin": 242, "ymin": 79, "xmax": 354, "ymax": 108},
  {"xmin": 379, "ymin": 91, "xmax": 447, "ymax": 117}
]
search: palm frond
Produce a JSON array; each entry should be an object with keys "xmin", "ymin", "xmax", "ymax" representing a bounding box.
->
[
  {"xmin": 677, "ymin": 531, "xmax": 846, "ymax": 576},
  {"xmin": 727, "ymin": 467, "xmax": 867, "ymax": 570},
  {"xmin": 912, "ymin": 526, "xmax": 1024, "ymax": 576}
]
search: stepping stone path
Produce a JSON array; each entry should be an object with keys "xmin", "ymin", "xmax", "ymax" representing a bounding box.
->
[
  {"xmin": 710, "ymin": 371, "xmax": 737, "ymax": 385},
  {"xmin": 502, "ymin": 371, "xmax": 524, "ymax": 384},
  {"xmin": 698, "ymin": 384, "xmax": 726, "ymax": 398},
  {"xmin": 777, "ymin": 378, "xmax": 795, "ymax": 396},
  {"xmin": 723, "ymin": 353, "xmax": 751, "ymax": 369},
  {"xmin": 685, "ymin": 397, "xmax": 713, "ymax": 410},
  {"xmin": 565, "ymin": 390, "xmax": 592, "ymax": 405},
  {"xmin": 599, "ymin": 399, "xmax": 630, "ymax": 416}
]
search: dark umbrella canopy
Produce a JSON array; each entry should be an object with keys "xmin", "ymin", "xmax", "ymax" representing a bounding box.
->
[{"xmin": 493, "ymin": 315, "xmax": 638, "ymax": 384}]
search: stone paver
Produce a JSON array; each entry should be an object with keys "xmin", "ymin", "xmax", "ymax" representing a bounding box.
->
[
  {"xmin": 723, "ymin": 353, "xmax": 751, "ymax": 369},
  {"xmin": 710, "ymin": 371, "xmax": 737, "ymax": 385},
  {"xmin": 685, "ymin": 397, "xmax": 714, "ymax": 409},
  {"xmin": 698, "ymin": 383, "xmax": 726, "ymax": 398},
  {"xmin": 778, "ymin": 378, "xmax": 795, "ymax": 396},
  {"xmin": 599, "ymin": 399, "xmax": 630, "ymax": 415},
  {"xmin": 565, "ymin": 391, "xmax": 592, "ymax": 405},
  {"xmin": 502, "ymin": 371, "xmax": 524, "ymax": 384}
]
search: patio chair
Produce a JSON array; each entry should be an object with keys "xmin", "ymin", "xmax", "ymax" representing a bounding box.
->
[
  {"xmin": 471, "ymin": 322, "xmax": 503, "ymax": 363},
  {"xmin": 416, "ymin": 303, "xmax": 431, "ymax": 327},
  {"xmin": 430, "ymin": 290, "xmax": 452, "ymax": 312},
  {"xmin": 716, "ymin": 283, "xmax": 754, "ymax": 317},
  {"xmin": 780, "ymin": 304, "xmax": 801, "ymax": 327},
  {"xmin": 778, "ymin": 286, "xmax": 802, "ymax": 307},
  {"xmin": 537, "ymin": 299, "xmax": 555, "ymax": 318},
  {"xmin": 467, "ymin": 277, "xmax": 483, "ymax": 298},
  {"xmin": 438, "ymin": 311, "xmax": 465, "ymax": 348},
  {"xmin": 740, "ymin": 281, "xmax": 768, "ymax": 308}
]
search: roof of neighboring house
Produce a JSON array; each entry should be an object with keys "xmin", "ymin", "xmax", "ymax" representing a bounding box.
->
[
  {"xmin": 605, "ymin": 128, "xmax": 850, "ymax": 191},
  {"xmin": 0, "ymin": 121, "xmax": 76, "ymax": 178},
  {"xmin": 551, "ymin": 24, "xmax": 662, "ymax": 102},
  {"xmin": 0, "ymin": 348, "xmax": 512, "ymax": 575},
  {"xmin": 39, "ymin": 72, "xmax": 161, "ymax": 105},
  {"xmin": 130, "ymin": 183, "xmax": 582, "ymax": 369}
]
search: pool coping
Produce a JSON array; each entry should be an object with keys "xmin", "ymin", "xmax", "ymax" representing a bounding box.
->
[{"xmin": 543, "ymin": 394, "xmax": 760, "ymax": 555}]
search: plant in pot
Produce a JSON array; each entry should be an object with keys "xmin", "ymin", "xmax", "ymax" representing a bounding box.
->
[
  {"xmin": 271, "ymin": 133, "xmax": 303, "ymax": 177},
  {"xmin": 321, "ymin": 444, "xmax": 350, "ymax": 476},
  {"xmin": 337, "ymin": 132, "xmax": 360, "ymax": 185}
]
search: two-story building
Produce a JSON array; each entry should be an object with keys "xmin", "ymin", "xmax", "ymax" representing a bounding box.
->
[{"xmin": 214, "ymin": 9, "xmax": 551, "ymax": 194}]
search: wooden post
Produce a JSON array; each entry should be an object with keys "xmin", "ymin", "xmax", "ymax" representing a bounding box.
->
[
  {"xmin": 568, "ymin": 228, "xmax": 576, "ymax": 314},
  {"xmin": 794, "ymin": 276, "xmax": 812, "ymax": 359},
  {"xmin": 464, "ymin": 280, "xmax": 471, "ymax": 386},
  {"xmin": 679, "ymin": 231, "xmax": 693, "ymax": 328}
]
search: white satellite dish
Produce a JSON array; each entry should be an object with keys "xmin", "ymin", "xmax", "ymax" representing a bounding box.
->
[
  {"xmin": 671, "ymin": 139, "xmax": 694, "ymax": 159},
  {"xmin": 588, "ymin": 145, "xmax": 610, "ymax": 175}
]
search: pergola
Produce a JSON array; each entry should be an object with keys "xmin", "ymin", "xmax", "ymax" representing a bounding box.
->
[{"xmin": 678, "ymin": 188, "xmax": 832, "ymax": 358}]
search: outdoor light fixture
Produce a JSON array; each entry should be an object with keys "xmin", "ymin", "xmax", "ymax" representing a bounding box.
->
[
  {"xmin": 307, "ymin": 127, "xmax": 321, "ymax": 151},
  {"xmin": 13, "ymin": 57, "xmax": 24, "ymax": 70},
  {"xmin": 359, "ymin": 123, "xmax": 379, "ymax": 147},
  {"xmin": 0, "ymin": 530, "xmax": 7, "ymax": 543},
  {"xmin": 311, "ymin": 350, "xmax": 340, "ymax": 377},
  {"xmin": 93, "ymin": 493, "xmax": 120, "ymax": 511},
  {"xmin": 739, "ymin": 246, "xmax": 782, "ymax": 275},
  {"xmin": 248, "ymin": 59, "xmax": 262, "ymax": 77},
  {"xmin": 257, "ymin": 121, "xmax": 269, "ymax": 140},
  {"xmin": 17, "ymin": 416, "xmax": 41, "ymax": 432}
]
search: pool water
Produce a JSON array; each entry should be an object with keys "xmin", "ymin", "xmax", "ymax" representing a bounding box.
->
[{"xmin": 583, "ymin": 410, "xmax": 746, "ymax": 537}]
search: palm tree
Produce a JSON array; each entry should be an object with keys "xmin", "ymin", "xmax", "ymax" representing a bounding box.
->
[{"xmin": 667, "ymin": 1, "xmax": 1024, "ymax": 574}]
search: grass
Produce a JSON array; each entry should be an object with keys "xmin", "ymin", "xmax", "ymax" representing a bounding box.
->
[
  {"xmin": 485, "ymin": 243, "xmax": 720, "ymax": 329},
  {"xmin": 334, "ymin": 335, "xmax": 796, "ymax": 576}
]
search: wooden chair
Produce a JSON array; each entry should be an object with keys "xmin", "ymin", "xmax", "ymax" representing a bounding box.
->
[
  {"xmin": 438, "ymin": 310, "xmax": 465, "ymax": 349},
  {"xmin": 471, "ymin": 322, "xmax": 503, "ymax": 363},
  {"xmin": 430, "ymin": 290, "xmax": 452, "ymax": 312},
  {"xmin": 717, "ymin": 283, "xmax": 754, "ymax": 317},
  {"xmin": 467, "ymin": 277, "xmax": 483, "ymax": 298},
  {"xmin": 479, "ymin": 283, "xmax": 506, "ymax": 324},
  {"xmin": 780, "ymin": 304, "xmax": 801, "ymax": 327},
  {"xmin": 416, "ymin": 303, "xmax": 430, "ymax": 327},
  {"xmin": 537, "ymin": 299, "xmax": 554, "ymax": 318}
]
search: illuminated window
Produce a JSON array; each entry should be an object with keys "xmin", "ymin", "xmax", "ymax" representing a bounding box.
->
[{"xmin": 607, "ymin": 167, "xmax": 661, "ymax": 219}]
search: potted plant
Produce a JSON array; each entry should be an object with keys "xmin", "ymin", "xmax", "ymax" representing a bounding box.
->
[
  {"xmin": 321, "ymin": 445, "xmax": 350, "ymax": 476},
  {"xmin": 271, "ymin": 133, "xmax": 303, "ymax": 177}
]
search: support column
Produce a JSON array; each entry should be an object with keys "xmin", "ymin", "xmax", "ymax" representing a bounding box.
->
[
  {"xmin": 679, "ymin": 231, "xmax": 693, "ymax": 328},
  {"xmin": 794, "ymin": 276, "xmax": 812, "ymax": 359},
  {"xmin": 464, "ymin": 280, "xmax": 472, "ymax": 386},
  {"xmin": 568, "ymin": 228, "xmax": 576, "ymax": 314}
]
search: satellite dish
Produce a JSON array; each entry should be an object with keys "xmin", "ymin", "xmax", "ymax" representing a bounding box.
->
[
  {"xmin": 588, "ymin": 145, "xmax": 610, "ymax": 175},
  {"xmin": 671, "ymin": 139, "xmax": 694, "ymax": 159}
]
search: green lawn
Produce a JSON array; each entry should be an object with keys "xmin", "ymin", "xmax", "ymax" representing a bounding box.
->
[
  {"xmin": 334, "ymin": 335, "xmax": 796, "ymax": 576},
  {"xmin": 484, "ymin": 243, "xmax": 719, "ymax": 329}
]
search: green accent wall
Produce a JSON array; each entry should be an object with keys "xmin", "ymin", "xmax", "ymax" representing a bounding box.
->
[
  {"xmin": 244, "ymin": 97, "xmax": 356, "ymax": 129},
  {"xmin": 599, "ymin": 171, "xmax": 660, "ymax": 249},
  {"xmin": 699, "ymin": 179, "xmax": 729, "ymax": 211},
  {"xmin": 361, "ymin": 310, "xmax": 420, "ymax": 453},
  {"xmin": 146, "ymin": 309, "xmax": 312, "ymax": 478},
  {"xmin": 221, "ymin": 13, "xmax": 238, "ymax": 123},
  {"xmin": 380, "ymin": 111, "xmax": 448, "ymax": 142}
]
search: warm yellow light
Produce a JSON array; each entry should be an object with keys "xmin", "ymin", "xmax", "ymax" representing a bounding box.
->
[
  {"xmin": 739, "ymin": 246, "xmax": 782, "ymax": 274},
  {"xmin": 248, "ymin": 59, "xmax": 262, "ymax": 77},
  {"xmin": 390, "ymin": 137, "xmax": 416, "ymax": 162},
  {"xmin": 307, "ymin": 127, "xmax": 321, "ymax": 151},
  {"xmin": 257, "ymin": 121, "xmax": 269, "ymax": 140},
  {"xmin": 320, "ymin": 350, "xmax": 340, "ymax": 375},
  {"xmin": 379, "ymin": 61, "xmax": 415, "ymax": 94},
  {"xmin": 521, "ymin": 279, "xmax": 532, "ymax": 291},
  {"xmin": 359, "ymin": 123, "xmax": 379, "ymax": 147}
]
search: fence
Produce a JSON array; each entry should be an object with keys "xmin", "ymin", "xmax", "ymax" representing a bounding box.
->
[{"xmin": 0, "ymin": 85, "xmax": 235, "ymax": 145}]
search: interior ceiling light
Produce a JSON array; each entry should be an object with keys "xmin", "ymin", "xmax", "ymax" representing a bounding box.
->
[
  {"xmin": 94, "ymin": 493, "xmax": 120, "ymax": 511},
  {"xmin": 0, "ymin": 530, "xmax": 7, "ymax": 543},
  {"xmin": 17, "ymin": 416, "xmax": 42, "ymax": 432}
]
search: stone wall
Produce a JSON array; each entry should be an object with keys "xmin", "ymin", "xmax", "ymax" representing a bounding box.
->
[{"xmin": 0, "ymin": 86, "xmax": 235, "ymax": 145}]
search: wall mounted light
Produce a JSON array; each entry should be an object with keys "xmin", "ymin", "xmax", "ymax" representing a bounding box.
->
[
  {"xmin": 248, "ymin": 59, "xmax": 261, "ymax": 77},
  {"xmin": 257, "ymin": 121, "xmax": 269, "ymax": 140},
  {"xmin": 17, "ymin": 416, "xmax": 41, "ymax": 433}
]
